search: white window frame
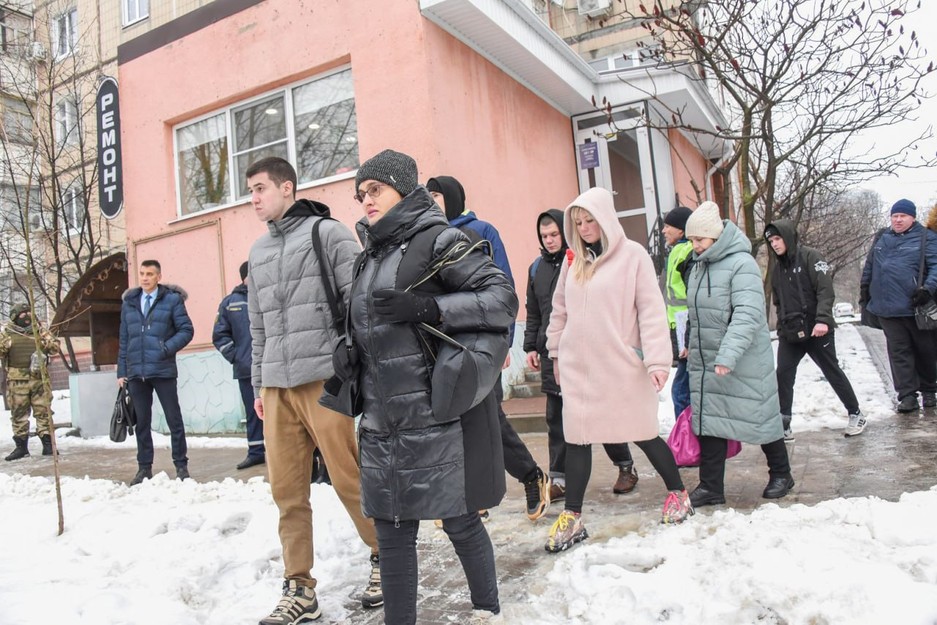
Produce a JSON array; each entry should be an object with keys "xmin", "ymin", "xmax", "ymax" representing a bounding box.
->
[
  {"xmin": 51, "ymin": 8, "xmax": 78, "ymax": 59},
  {"xmin": 122, "ymin": 0, "xmax": 149, "ymax": 27},
  {"xmin": 54, "ymin": 97, "xmax": 78, "ymax": 147},
  {"xmin": 172, "ymin": 66, "xmax": 359, "ymax": 219},
  {"xmin": 61, "ymin": 181, "xmax": 84, "ymax": 235}
]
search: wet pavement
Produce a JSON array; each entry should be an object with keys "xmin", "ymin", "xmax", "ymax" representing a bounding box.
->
[{"xmin": 2, "ymin": 327, "xmax": 936, "ymax": 624}]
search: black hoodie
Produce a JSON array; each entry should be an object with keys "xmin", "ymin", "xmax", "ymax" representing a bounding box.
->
[
  {"xmin": 426, "ymin": 176, "xmax": 466, "ymax": 221},
  {"xmin": 765, "ymin": 218, "xmax": 836, "ymax": 328},
  {"xmin": 522, "ymin": 209, "xmax": 566, "ymax": 394}
]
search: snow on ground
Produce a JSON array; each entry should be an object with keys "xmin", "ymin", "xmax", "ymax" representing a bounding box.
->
[{"xmin": 2, "ymin": 324, "xmax": 935, "ymax": 624}]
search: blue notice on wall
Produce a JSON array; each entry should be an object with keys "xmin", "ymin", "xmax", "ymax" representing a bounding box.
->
[{"xmin": 578, "ymin": 142, "xmax": 600, "ymax": 169}]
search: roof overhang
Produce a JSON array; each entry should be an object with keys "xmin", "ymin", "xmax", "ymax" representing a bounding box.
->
[{"xmin": 420, "ymin": 0, "xmax": 728, "ymax": 158}]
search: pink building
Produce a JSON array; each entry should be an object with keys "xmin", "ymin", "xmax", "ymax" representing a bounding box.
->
[{"xmin": 101, "ymin": 0, "xmax": 727, "ymax": 431}]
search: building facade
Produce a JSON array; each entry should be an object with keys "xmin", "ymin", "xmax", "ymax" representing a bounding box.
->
[{"xmin": 96, "ymin": 0, "xmax": 728, "ymax": 432}]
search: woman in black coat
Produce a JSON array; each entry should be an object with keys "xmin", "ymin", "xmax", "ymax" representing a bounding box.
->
[{"xmin": 348, "ymin": 150, "xmax": 518, "ymax": 625}]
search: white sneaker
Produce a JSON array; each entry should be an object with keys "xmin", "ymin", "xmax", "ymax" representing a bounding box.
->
[
  {"xmin": 844, "ymin": 412, "xmax": 867, "ymax": 437},
  {"xmin": 469, "ymin": 609, "xmax": 504, "ymax": 623}
]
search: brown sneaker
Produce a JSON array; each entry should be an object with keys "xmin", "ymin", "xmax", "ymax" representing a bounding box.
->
[
  {"xmin": 613, "ymin": 465, "xmax": 638, "ymax": 494},
  {"xmin": 549, "ymin": 482, "xmax": 566, "ymax": 501}
]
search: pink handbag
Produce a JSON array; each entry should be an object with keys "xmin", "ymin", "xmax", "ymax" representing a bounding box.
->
[{"xmin": 667, "ymin": 406, "xmax": 741, "ymax": 468}]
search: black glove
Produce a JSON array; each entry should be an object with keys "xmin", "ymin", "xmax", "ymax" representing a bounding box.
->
[
  {"xmin": 911, "ymin": 287, "xmax": 932, "ymax": 307},
  {"xmin": 372, "ymin": 289, "xmax": 440, "ymax": 324},
  {"xmin": 859, "ymin": 284, "xmax": 870, "ymax": 307},
  {"xmin": 331, "ymin": 338, "xmax": 359, "ymax": 380}
]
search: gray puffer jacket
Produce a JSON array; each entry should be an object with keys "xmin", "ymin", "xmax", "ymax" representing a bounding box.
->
[
  {"xmin": 351, "ymin": 187, "xmax": 517, "ymax": 523},
  {"xmin": 687, "ymin": 221, "xmax": 783, "ymax": 444},
  {"xmin": 248, "ymin": 199, "xmax": 361, "ymax": 393}
]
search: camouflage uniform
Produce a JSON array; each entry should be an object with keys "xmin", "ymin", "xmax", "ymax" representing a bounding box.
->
[{"xmin": 1, "ymin": 304, "xmax": 59, "ymax": 459}]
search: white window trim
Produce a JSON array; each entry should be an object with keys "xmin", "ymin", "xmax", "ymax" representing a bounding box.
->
[
  {"xmin": 62, "ymin": 182, "xmax": 84, "ymax": 235},
  {"xmin": 172, "ymin": 65, "xmax": 357, "ymax": 218},
  {"xmin": 54, "ymin": 97, "xmax": 78, "ymax": 147},
  {"xmin": 122, "ymin": 0, "xmax": 149, "ymax": 28},
  {"xmin": 51, "ymin": 8, "xmax": 77, "ymax": 60}
]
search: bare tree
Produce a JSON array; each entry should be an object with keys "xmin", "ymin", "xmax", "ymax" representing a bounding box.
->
[
  {"xmin": 599, "ymin": 0, "xmax": 935, "ymax": 251},
  {"xmin": 0, "ymin": 1, "xmax": 121, "ymax": 371}
]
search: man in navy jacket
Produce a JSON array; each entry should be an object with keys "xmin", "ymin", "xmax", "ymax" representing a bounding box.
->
[
  {"xmin": 118, "ymin": 259, "xmax": 194, "ymax": 485},
  {"xmin": 213, "ymin": 261, "xmax": 265, "ymax": 469},
  {"xmin": 861, "ymin": 199, "xmax": 937, "ymax": 412}
]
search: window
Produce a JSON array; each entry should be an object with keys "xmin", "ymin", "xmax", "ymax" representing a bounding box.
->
[
  {"xmin": 122, "ymin": 0, "xmax": 149, "ymax": 27},
  {"xmin": 174, "ymin": 67, "xmax": 359, "ymax": 216},
  {"xmin": 54, "ymin": 97, "xmax": 78, "ymax": 147},
  {"xmin": 1, "ymin": 10, "xmax": 31, "ymax": 56},
  {"xmin": 61, "ymin": 182, "xmax": 85, "ymax": 234},
  {"xmin": 51, "ymin": 8, "xmax": 78, "ymax": 59},
  {"xmin": 2, "ymin": 98, "xmax": 32, "ymax": 144},
  {"xmin": 0, "ymin": 184, "xmax": 42, "ymax": 232}
]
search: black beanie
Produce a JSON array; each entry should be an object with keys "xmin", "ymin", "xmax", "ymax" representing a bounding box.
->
[
  {"xmin": 239, "ymin": 261, "xmax": 249, "ymax": 282},
  {"xmin": 764, "ymin": 224, "xmax": 781, "ymax": 241},
  {"xmin": 426, "ymin": 176, "xmax": 466, "ymax": 221},
  {"xmin": 355, "ymin": 149, "xmax": 419, "ymax": 198},
  {"xmin": 664, "ymin": 206, "xmax": 693, "ymax": 232}
]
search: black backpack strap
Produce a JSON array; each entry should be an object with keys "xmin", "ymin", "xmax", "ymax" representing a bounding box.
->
[{"xmin": 311, "ymin": 217, "xmax": 345, "ymax": 334}]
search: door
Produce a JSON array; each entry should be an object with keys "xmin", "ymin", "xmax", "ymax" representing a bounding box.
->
[{"xmin": 572, "ymin": 104, "xmax": 660, "ymax": 248}]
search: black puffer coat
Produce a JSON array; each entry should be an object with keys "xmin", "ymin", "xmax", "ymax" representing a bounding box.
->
[{"xmin": 350, "ymin": 187, "xmax": 518, "ymax": 522}]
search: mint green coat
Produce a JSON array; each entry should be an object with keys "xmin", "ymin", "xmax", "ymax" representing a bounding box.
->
[{"xmin": 687, "ymin": 221, "xmax": 783, "ymax": 444}]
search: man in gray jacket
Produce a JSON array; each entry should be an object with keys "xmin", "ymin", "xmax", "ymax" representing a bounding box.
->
[{"xmin": 246, "ymin": 157, "xmax": 380, "ymax": 625}]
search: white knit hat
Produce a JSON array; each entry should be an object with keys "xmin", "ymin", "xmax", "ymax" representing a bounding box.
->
[{"xmin": 685, "ymin": 201, "xmax": 724, "ymax": 239}]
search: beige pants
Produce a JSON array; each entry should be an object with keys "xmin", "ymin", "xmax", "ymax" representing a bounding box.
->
[{"xmin": 263, "ymin": 380, "xmax": 377, "ymax": 588}]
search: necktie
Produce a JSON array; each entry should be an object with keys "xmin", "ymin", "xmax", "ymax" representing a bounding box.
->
[{"xmin": 143, "ymin": 294, "xmax": 152, "ymax": 317}]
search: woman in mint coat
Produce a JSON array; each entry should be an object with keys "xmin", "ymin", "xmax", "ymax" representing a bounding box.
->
[{"xmin": 683, "ymin": 203, "xmax": 794, "ymax": 508}]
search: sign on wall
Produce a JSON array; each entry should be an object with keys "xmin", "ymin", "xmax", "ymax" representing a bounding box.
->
[
  {"xmin": 96, "ymin": 77, "xmax": 123, "ymax": 219},
  {"xmin": 578, "ymin": 141, "xmax": 600, "ymax": 170}
]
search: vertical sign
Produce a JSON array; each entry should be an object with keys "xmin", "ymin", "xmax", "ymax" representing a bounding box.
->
[{"xmin": 96, "ymin": 77, "xmax": 123, "ymax": 219}]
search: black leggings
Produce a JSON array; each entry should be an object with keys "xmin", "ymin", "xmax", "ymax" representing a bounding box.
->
[{"xmin": 564, "ymin": 437, "xmax": 684, "ymax": 514}]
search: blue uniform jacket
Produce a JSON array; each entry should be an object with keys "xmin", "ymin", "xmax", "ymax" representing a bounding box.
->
[
  {"xmin": 212, "ymin": 283, "xmax": 252, "ymax": 379},
  {"xmin": 862, "ymin": 221, "xmax": 937, "ymax": 318}
]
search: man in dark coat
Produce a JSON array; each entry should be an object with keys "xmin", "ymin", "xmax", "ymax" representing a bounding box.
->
[
  {"xmin": 523, "ymin": 209, "xmax": 638, "ymax": 500},
  {"xmin": 117, "ymin": 259, "xmax": 194, "ymax": 485},
  {"xmin": 212, "ymin": 261, "xmax": 265, "ymax": 469},
  {"xmin": 765, "ymin": 219, "xmax": 864, "ymax": 439},
  {"xmin": 427, "ymin": 174, "xmax": 550, "ymax": 521},
  {"xmin": 861, "ymin": 199, "xmax": 937, "ymax": 412}
]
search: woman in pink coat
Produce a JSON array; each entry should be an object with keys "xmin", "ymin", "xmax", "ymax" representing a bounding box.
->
[{"xmin": 544, "ymin": 187, "xmax": 693, "ymax": 552}]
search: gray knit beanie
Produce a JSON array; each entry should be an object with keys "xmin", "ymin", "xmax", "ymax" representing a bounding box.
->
[{"xmin": 355, "ymin": 149, "xmax": 419, "ymax": 197}]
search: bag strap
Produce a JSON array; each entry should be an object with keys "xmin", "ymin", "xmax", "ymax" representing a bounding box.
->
[
  {"xmin": 919, "ymin": 226, "xmax": 927, "ymax": 287},
  {"xmin": 311, "ymin": 218, "xmax": 344, "ymax": 334}
]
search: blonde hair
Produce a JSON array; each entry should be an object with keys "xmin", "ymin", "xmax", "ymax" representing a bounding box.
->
[{"xmin": 568, "ymin": 206, "xmax": 609, "ymax": 283}]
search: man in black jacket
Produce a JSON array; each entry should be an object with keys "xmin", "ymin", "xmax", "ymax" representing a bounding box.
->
[
  {"xmin": 212, "ymin": 261, "xmax": 265, "ymax": 470},
  {"xmin": 765, "ymin": 219, "xmax": 864, "ymax": 439},
  {"xmin": 524, "ymin": 210, "xmax": 639, "ymax": 500}
]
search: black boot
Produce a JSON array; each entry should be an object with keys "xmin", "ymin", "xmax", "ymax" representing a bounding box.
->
[
  {"xmin": 763, "ymin": 474, "xmax": 795, "ymax": 499},
  {"xmin": 40, "ymin": 435, "xmax": 55, "ymax": 456},
  {"xmin": 130, "ymin": 465, "xmax": 152, "ymax": 486},
  {"xmin": 4, "ymin": 436, "xmax": 29, "ymax": 462}
]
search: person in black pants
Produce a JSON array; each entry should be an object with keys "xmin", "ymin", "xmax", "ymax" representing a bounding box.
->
[
  {"xmin": 765, "ymin": 219, "xmax": 864, "ymax": 439},
  {"xmin": 860, "ymin": 199, "xmax": 937, "ymax": 413},
  {"xmin": 117, "ymin": 259, "xmax": 194, "ymax": 485},
  {"xmin": 212, "ymin": 261, "xmax": 266, "ymax": 469},
  {"xmin": 428, "ymin": 175, "xmax": 551, "ymax": 521},
  {"xmin": 524, "ymin": 209, "xmax": 638, "ymax": 502}
]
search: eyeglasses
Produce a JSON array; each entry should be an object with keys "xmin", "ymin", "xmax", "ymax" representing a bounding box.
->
[{"xmin": 354, "ymin": 183, "xmax": 386, "ymax": 204}]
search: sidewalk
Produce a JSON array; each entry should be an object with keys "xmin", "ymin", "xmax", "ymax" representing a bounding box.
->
[{"xmin": 2, "ymin": 327, "xmax": 935, "ymax": 625}]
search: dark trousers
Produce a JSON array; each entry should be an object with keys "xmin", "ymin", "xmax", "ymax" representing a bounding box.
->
[
  {"xmin": 237, "ymin": 377, "xmax": 265, "ymax": 458},
  {"xmin": 879, "ymin": 316, "xmax": 937, "ymax": 399},
  {"xmin": 564, "ymin": 437, "xmax": 684, "ymax": 514},
  {"xmin": 698, "ymin": 436, "xmax": 790, "ymax": 494},
  {"xmin": 671, "ymin": 358, "xmax": 691, "ymax": 418},
  {"xmin": 375, "ymin": 512, "xmax": 499, "ymax": 625},
  {"xmin": 545, "ymin": 392, "xmax": 632, "ymax": 480},
  {"xmin": 128, "ymin": 377, "xmax": 187, "ymax": 468},
  {"xmin": 495, "ymin": 376, "xmax": 539, "ymax": 483},
  {"xmin": 776, "ymin": 332, "xmax": 860, "ymax": 416}
]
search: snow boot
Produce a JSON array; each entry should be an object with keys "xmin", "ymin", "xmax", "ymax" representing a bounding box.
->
[
  {"xmin": 4, "ymin": 436, "xmax": 29, "ymax": 461},
  {"xmin": 130, "ymin": 464, "xmax": 152, "ymax": 486},
  {"xmin": 40, "ymin": 434, "xmax": 55, "ymax": 456}
]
